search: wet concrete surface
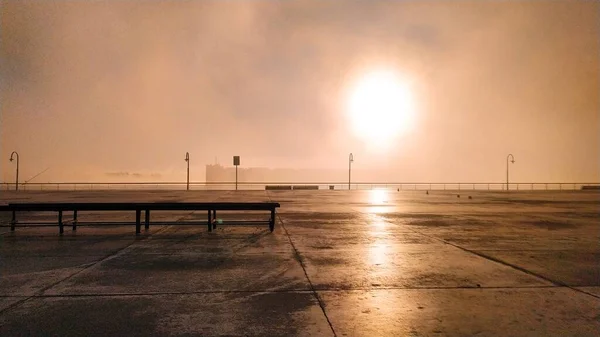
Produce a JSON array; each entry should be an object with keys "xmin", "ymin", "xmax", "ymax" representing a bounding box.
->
[{"xmin": 0, "ymin": 190, "xmax": 599, "ymax": 336}]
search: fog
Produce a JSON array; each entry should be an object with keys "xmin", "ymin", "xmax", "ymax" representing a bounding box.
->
[{"xmin": 1, "ymin": 1, "xmax": 599, "ymax": 184}]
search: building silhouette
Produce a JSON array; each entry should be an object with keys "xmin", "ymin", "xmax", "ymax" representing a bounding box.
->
[{"xmin": 205, "ymin": 164, "xmax": 343, "ymax": 183}]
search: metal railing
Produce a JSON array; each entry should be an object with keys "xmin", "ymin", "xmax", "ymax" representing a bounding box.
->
[{"xmin": 1, "ymin": 182, "xmax": 599, "ymax": 191}]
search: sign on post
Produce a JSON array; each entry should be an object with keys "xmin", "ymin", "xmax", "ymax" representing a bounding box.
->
[{"xmin": 233, "ymin": 156, "xmax": 240, "ymax": 190}]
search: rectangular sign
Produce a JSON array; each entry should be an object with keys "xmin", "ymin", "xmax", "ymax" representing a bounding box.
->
[{"xmin": 233, "ymin": 156, "xmax": 240, "ymax": 166}]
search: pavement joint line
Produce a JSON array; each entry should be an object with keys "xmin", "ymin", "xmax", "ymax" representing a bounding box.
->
[
  {"xmin": 2, "ymin": 254, "xmax": 119, "ymax": 258},
  {"xmin": 1, "ymin": 284, "xmax": 597, "ymax": 299},
  {"xmin": 268, "ymin": 191, "xmax": 337, "ymax": 337},
  {"xmin": 576, "ymin": 288, "xmax": 600, "ymax": 298},
  {"xmin": 334, "ymin": 203, "xmax": 600, "ymax": 300},
  {"xmin": 148, "ymin": 192, "xmax": 232, "ymax": 246},
  {"xmin": 0, "ymin": 212, "xmax": 194, "ymax": 316},
  {"xmin": 394, "ymin": 220, "xmax": 600, "ymax": 300},
  {"xmin": 2, "ymin": 285, "xmax": 581, "ymax": 298}
]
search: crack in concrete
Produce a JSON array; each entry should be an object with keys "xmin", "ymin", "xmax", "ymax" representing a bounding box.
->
[
  {"xmin": 0, "ymin": 284, "xmax": 578, "ymax": 299},
  {"xmin": 328, "ymin": 200, "xmax": 600, "ymax": 300},
  {"xmin": 0, "ymin": 211, "xmax": 194, "ymax": 316},
  {"xmin": 268, "ymin": 191, "xmax": 338, "ymax": 337},
  {"xmin": 394, "ymin": 220, "xmax": 600, "ymax": 300}
]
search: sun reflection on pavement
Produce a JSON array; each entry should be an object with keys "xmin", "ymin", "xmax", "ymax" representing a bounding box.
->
[
  {"xmin": 366, "ymin": 189, "xmax": 396, "ymax": 214},
  {"xmin": 369, "ymin": 189, "xmax": 389, "ymax": 205},
  {"xmin": 368, "ymin": 215, "xmax": 390, "ymax": 267},
  {"xmin": 370, "ymin": 242, "xmax": 388, "ymax": 266}
]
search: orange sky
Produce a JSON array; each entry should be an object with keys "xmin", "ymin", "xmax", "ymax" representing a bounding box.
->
[{"xmin": 1, "ymin": 1, "xmax": 599, "ymax": 183}]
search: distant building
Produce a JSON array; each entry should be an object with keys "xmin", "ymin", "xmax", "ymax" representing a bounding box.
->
[
  {"xmin": 205, "ymin": 164, "xmax": 342, "ymax": 183},
  {"xmin": 205, "ymin": 164, "xmax": 259, "ymax": 182}
]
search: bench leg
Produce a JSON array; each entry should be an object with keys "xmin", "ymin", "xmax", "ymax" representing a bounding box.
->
[
  {"xmin": 58, "ymin": 210, "xmax": 64, "ymax": 235},
  {"xmin": 212, "ymin": 209, "xmax": 217, "ymax": 229},
  {"xmin": 145, "ymin": 210, "xmax": 150, "ymax": 230},
  {"xmin": 135, "ymin": 210, "xmax": 141, "ymax": 234},
  {"xmin": 269, "ymin": 209, "xmax": 275, "ymax": 232},
  {"xmin": 72, "ymin": 210, "xmax": 78, "ymax": 231},
  {"xmin": 207, "ymin": 210, "xmax": 212, "ymax": 232},
  {"xmin": 10, "ymin": 210, "xmax": 16, "ymax": 231}
]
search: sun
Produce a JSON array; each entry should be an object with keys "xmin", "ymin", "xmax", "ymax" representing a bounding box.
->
[{"xmin": 346, "ymin": 70, "xmax": 415, "ymax": 148}]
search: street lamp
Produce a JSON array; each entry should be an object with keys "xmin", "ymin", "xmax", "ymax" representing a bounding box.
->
[
  {"xmin": 185, "ymin": 152, "xmax": 190, "ymax": 191},
  {"xmin": 9, "ymin": 151, "xmax": 19, "ymax": 191},
  {"xmin": 506, "ymin": 154, "xmax": 515, "ymax": 191},
  {"xmin": 349, "ymin": 153, "xmax": 354, "ymax": 190}
]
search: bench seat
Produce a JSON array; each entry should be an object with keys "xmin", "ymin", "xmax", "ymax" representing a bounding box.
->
[{"xmin": 1, "ymin": 202, "xmax": 280, "ymax": 234}]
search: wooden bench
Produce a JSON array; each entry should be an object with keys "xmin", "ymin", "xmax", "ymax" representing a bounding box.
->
[{"xmin": 2, "ymin": 202, "xmax": 280, "ymax": 235}]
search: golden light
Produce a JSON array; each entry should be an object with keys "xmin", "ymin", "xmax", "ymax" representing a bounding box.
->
[
  {"xmin": 368, "ymin": 215, "xmax": 389, "ymax": 266},
  {"xmin": 369, "ymin": 242, "xmax": 388, "ymax": 266},
  {"xmin": 347, "ymin": 70, "xmax": 415, "ymax": 148},
  {"xmin": 366, "ymin": 189, "xmax": 393, "ymax": 214},
  {"xmin": 369, "ymin": 189, "xmax": 389, "ymax": 205}
]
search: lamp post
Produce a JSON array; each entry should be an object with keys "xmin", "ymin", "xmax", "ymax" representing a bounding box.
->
[
  {"xmin": 185, "ymin": 152, "xmax": 190, "ymax": 191},
  {"xmin": 9, "ymin": 151, "xmax": 19, "ymax": 191},
  {"xmin": 348, "ymin": 153, "xmax": 354, "ymax": 190},
  {"xmin": 506, "ymin": 154, "xmax": 515, "ymax": 191}
]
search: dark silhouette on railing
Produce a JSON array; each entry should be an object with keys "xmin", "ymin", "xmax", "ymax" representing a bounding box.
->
[
  {"xmin": 349, "ymin": 153, "xmax": 354, "ymax": 190},
  {"xmin": 185, "ymin": 152, "xmax": 190, "ymax": 191}
]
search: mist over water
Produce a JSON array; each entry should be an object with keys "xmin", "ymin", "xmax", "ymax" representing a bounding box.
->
[{"xmin": 1, "ymin": 1, "xmax": 599, "ymax": 184}]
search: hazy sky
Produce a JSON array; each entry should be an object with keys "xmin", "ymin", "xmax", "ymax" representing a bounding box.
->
[{"xmin": 1, "ymin": 0, "xmax": 599, "ymax": 183}]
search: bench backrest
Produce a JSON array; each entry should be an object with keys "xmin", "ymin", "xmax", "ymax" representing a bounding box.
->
[{"xmin": 4, "ymin": 202, "xmax": 280, "ymax": 212}]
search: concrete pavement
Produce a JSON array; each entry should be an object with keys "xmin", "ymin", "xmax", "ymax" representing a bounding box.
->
[{"xmin": 0, "ymin": 190, "xmax": 598, "ymax": 336}]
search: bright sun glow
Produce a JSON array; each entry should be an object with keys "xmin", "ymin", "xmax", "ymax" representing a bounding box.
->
[
  {"xmin": 347, "ymin": 70, "xmax": 415, "ymax": 148},
  {"xmin": 369, "ymin": 189, "xmax": 389, "ymax": 205}
]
